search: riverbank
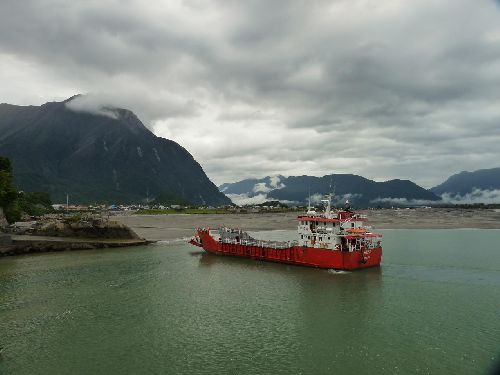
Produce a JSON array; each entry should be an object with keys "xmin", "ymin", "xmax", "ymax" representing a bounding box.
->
[
  {"xmin": 0, "ymin": 216, "xmax": 150, "ymax": 257},
  {"xmin": 115, "ymin": 208, "xmax": 500, "ymax": 242},
  {"xmin": 2, "ymin": 208, "xmax": 498, "ymax": 256},
  {"xmin": 0, "ymin": 235, "xmax": 149, "ymax": 256}
]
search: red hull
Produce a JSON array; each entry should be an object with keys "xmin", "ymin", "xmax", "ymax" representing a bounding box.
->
[{"xmin": 195, "ymin": 229, "xmax": 382, "ymax": 270}]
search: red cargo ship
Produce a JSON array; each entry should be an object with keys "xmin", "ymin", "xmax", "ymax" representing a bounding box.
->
[{"xmin": 189, "ymin": 194, "xmax": 382, "ymax": 270}]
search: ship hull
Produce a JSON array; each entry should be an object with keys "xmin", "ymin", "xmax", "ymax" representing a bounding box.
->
[{"xmin": 195, "ymin": 230, "xmax": 381, "ymax": 270}]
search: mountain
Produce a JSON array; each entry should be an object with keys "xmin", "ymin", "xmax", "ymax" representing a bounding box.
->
[
  {"xmin": 220, "ymin": 174, "xmax": 440, "ymax": 207},
  {"xmin": 219, "ymin": 175, "xmax": 286, "ymax": 195},
  {"xmin": 431, "ymin": 167, "xmax": 500, "ymax": 196},
  {"xmin": 0, "ymin": 97, "xmax": 230, "ymax": 205}
]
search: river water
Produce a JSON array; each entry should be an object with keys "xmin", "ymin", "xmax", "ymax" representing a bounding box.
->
[{"xmin": 1, "ymin": 229, "xmax": 499, "ymax": 374}]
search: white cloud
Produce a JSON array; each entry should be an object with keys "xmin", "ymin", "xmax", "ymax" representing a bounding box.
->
[
  {"xmin": 66, "ymin": 95, "xmax": 119, "ymax": 119},
  {"xmin": 370, "ymin": 197, "xmax": 438, "ymax": 206},
  {"xmin": 309, "ymin": 194, "xmax": 324, "ymax": 204},
  {"xmin": 226, "ymin": 193, "xmax": 269, "ymax": 206},
  {"xmin": 226, "ymin": 191, "xmax": 299, "ymax": 206},
  {"xmin": 310, "ymin": 193, "xmax": 362, "ymax": 206},
  {"xmin": 440, "ymin": 188, "xmax": 500, "ymax": 204},
  {"xmin": 269, "ymin": 176, "xmax": 285, "ymax": 189},
  {"xmin": 252, "ymin": 175, "xmax": 285, "ymax": 193},
  {"xmin": 336, "ymin": 193, "xmax": 362, "ymax": 206},
  {"xmin": 252, "ymin": 183, "xmax": 273, "ymax": 194}
]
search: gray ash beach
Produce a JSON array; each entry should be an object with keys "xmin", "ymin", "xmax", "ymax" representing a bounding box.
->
[
  {"xmin": 115, "ymin": 208, "xmax": 500, "ymax": 242},
  {"xmin": 2, "ymin": 208, "xmax": 498, "ymax": 256}
]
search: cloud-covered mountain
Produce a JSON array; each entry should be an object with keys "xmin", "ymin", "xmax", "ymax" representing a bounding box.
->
[
  {"xmin": 219, "ymin": 175, "xmax": 286, "ymax": 195},
  {"xmin": 431, "ymin": 167, "xmax": 500, "ymax": 204},
  {"xmin": 0, "ymin": 97, "xmax": 230, "ymax": 205},
  {"xmin": 221, "ymin": 174, "xmax": 440, "ymax": 207}
]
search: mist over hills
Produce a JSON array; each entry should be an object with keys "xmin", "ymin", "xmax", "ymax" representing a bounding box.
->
[
  {"xmin": 222, "ymin": 167, "xmax": 500, "ymax": 206},
  {"xmin": 220, "ymin": 174, "xmax": 440, "ymax": 207},
  {"xmin": 431, "ymin": 167, "xmax": 500, "ymax": 203},
  {"xmin": 0, "ymin": 97, "xmax": 230, "ymax": 206}
]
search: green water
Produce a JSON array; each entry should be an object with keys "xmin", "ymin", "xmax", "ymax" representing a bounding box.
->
[{"xmin": 0, "ymin": 229, "xmax": 499, "ymax": 374}]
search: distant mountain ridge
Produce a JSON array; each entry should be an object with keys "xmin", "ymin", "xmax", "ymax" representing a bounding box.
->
[
  {"xmin": 0, "ymin": 97, "xmax": 230, "ymax": 205},
  {"xmin": 431, "ymin": 167, "xmax": 500, "ymax": 196},
  {"xmin": 220, "ymin": 174, "xmax": 440, "ymax": 207},
  {"xmin": 219, "ymin": 175, "xmax": 286, "ymax": 195}
]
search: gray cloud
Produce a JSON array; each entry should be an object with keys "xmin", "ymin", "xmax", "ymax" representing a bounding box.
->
[{"xmin": 1, "ymin": 0, "xmax": 500, "ymax": 187}]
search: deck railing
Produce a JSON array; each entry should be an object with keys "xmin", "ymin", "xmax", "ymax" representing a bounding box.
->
[{"xmin": 220, "ymin": 238, "xmax": 298, "ymax": 249}]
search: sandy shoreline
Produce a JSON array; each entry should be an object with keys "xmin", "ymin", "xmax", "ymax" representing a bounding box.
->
[{"xmin": 115, "ymin": 208, "xmax": 500, "ymax": 242}]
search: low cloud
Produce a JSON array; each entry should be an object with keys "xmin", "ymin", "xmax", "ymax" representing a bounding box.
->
[
  {"xmin": 252, "ymin": 183, "xmax": 273, "ymax": 193},
  {"xmin": 370, "ymin": 197, "xmax": 439, "ymax": 206},
  {"xmin": 226, "ymin": 193, "xmax": 269, "ymax": 206},
  {"xmin": 269, "ymin": 176, "xmax": 285, "ymax": 189},
  {"xmin": 310, "ymin": 193, "xmax": 362, "ymax": 205},
  {"xmin": 226, "ymin": 192, "xmax": 298, "ymax": 206},
  {"xmin": 252, "ymin": 175, "xmax": 285, "ymax": 193},
  {"xmin": 65, "ymin": 95, "xmax": 120, "ymax": 119},
  {"xmin": 309, "ymin": 194, "xmax": 324, "ymax": 204},
  {"xmin": 64, "ymin": 91, "xmax": 198, "ymax": 126},
  {"xmin": 336, "ymin": 193, "xmax": 362, "ymax": 206},
  {"xmin": 440, "ymin": 188, "xmax": 500, "ymax": 204}
]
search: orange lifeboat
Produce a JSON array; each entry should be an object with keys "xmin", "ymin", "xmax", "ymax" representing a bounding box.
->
[{"xmin": 346, "ymin": 227, "xmax": 368, "ymax": 234}]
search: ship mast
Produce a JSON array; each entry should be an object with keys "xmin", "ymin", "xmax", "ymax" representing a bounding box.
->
[
  {"xmin": 307, "ymin": 186, "xmax": 316, "ymax": 215},
  {"xmin": 321, "ymin": 193, "xmax": 333, "ymax": 218},
  {"xmin": 321, "ymin": 179, "xmax": 334, "ymax": 218}
]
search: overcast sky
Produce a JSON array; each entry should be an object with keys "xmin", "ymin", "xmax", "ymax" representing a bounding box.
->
[{"xmin": 1, "ymin": 0, "xmax": 500, "ymax": 187}]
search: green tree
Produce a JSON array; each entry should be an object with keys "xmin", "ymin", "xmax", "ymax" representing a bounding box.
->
[
  {"xmin": 0, "ymin": 156, "xmax": 54, "ymax": 222},
  {"xmin": 0, "ymin": 156, "xmax": 20, "ymax": 222},
  {"xmin": 17, "ymin": 191, "xmax": 54, "ymax": 216},
  {"xmin": 0, "ymin": 156, "xmax": 17, "ymax": 206}
]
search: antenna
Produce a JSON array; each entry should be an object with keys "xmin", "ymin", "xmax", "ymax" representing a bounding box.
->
[
  {"xmin": 307, "ymin": 185, "xmax": 311, "ymax": 211},
  {"xmin": 307, "ymin": 185, "xmax": 316, "ymax": 214},
  {"xmin": 331, "ymin": 177, "xmax": 336, "ymax": 209}
]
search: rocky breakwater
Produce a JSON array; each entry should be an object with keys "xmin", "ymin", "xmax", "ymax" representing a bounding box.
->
[{"xmin": 0, "ymin": 215, "xmax": 151, "ymax": 256}]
